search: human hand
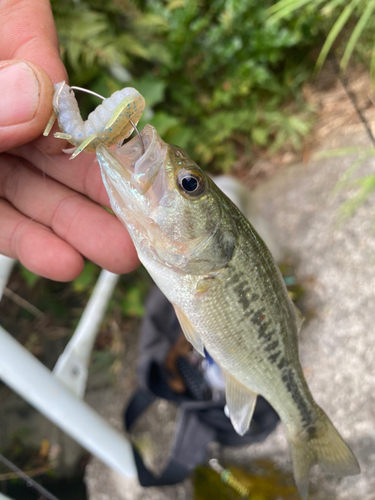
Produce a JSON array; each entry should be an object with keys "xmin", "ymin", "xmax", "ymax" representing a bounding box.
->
[{"xmin": 0, "ymin": 0, "xmax": 139, "ymax": 281}]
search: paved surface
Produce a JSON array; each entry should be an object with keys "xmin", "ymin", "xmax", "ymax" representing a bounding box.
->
[
  {"xmin": 247, "ymin": 129, "xmax": 375, "ymax": 500},
  {"xmin": 86, "ymin": 129, "xmax": 375, "ymax": 500}
]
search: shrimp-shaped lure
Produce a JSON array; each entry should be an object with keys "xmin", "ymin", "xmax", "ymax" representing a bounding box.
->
[{"xmin": 43, "ymin": 82, "xmax": 145, "ymax": 159}]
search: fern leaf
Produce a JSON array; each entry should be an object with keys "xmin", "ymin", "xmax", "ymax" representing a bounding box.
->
[
  {"xmin": 267, "ymin": 0, "xmax": 326, "ymax": 24},
  {"xmin": 315, "ymin": 0, "xmax": 362, "ymax": 70},
  {"xmin": 323, "ymin": 0, "xmax": 346, "ymax": 11},
  {"xmin": 268, "ymin": 0, "xmax": 311, "ymax": 16},
  {"xmin": 340, "ymin": 0, "xmax": 375, "ymax": 69},
  {"xmin": 371, "ymin": 35, "xmax": 375, "ymax": 80}
]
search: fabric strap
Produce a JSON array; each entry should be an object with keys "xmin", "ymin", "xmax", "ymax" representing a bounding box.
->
[{"xmin": 124, "ymin": 388, "xmax": 217, "ymax": 486}]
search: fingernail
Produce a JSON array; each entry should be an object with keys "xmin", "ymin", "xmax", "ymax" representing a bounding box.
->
[{"xmin": 0, "ymin": 62, "xmax": 40, "ymax": 126}]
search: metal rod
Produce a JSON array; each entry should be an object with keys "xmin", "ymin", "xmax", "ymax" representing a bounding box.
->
[
  {"xmin": 53, "ymin": 270, "xmax": 119, "ymax": 398},
  {"xmin": 0, "ymin": 453, "xmax": 60, "ymax": 500},
  {"xmin": 0, "ymin": 255, "xmax": 15, "ymax": 302},
  {"xmin": 0, "ymin": 493, "xmax": 14, "ymax": 500},
  {"xmin": 0, "ymin": 326, "xmax": 137, "ymax": 479}
]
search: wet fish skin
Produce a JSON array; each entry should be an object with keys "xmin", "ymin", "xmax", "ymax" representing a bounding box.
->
[{"xmin": 97, "ymin": 125, "xmax": 360, "ymax": 499}]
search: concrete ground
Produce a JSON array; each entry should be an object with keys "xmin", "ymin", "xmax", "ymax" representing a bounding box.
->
[{"xmin": 85, "ymin": 127, "xmax": 375, "ymax": 500}]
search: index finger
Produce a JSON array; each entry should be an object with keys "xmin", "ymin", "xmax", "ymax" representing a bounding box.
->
[
  {"xmin": 0, "ymin": 0, "xmax": 67, "ymax": 83},
  {"xmin": 0, "ymin": 0, "xmax": 68, "ymax": 153},
  {"xmin": 12, "ymin": 143, "xmax": 111, "ymax": 207}
]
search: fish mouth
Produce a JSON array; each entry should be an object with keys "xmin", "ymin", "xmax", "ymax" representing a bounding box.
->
[
  {"xmin": 97, "ymin": 125, "xmax": 182, "ymax": 267},
  {"xmin": 96, "ymin": 124, "xmax": 171, "ymax": 231},
  {"xmin": 97, "ymin": 124, "xmax": 168, "ymax": 196}
]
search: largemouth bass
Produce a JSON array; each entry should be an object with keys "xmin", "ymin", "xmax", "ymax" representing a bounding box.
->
[{"xmin": 97, "ymin": 125, "xmax": 359, "ymax": 499}]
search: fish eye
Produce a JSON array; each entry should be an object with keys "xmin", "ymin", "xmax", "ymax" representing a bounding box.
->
[{"xmin": 177, "ymin": 169, "xmax": 206, "ymax": 197}]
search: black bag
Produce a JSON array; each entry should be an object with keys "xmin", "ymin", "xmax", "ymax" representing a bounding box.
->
[{"xmin": 124, "ymin": 287, "xmax": 279, "ymax": 487}]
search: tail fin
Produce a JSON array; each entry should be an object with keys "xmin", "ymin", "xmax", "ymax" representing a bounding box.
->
[{"xmin": 289, "ymin": 410, "xmax": 360, "ymax": 500}]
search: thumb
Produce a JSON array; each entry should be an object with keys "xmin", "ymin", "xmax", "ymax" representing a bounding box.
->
[{"xmin": 0, "ymin": 60, "xmax": 54, "ymax": 152}]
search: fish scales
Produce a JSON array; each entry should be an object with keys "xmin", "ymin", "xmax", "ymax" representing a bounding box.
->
[
  {"xmin": 97, "ymin": 124, "xmax": 360, "ymax": 500},
  {"xmin": 160, "ymin": 207, "xmax": 317, "ymax": 433}
]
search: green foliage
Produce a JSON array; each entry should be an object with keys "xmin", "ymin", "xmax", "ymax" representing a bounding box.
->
[
  {"xmin": 113, "ymin": 266, "xmax": 152, "ymax": 319},
  {"xmin": 268, "ymin": 0, "xmax": 375, "ymax": 75},
  {"xmin": 314, "ymin": 146, "xmax": 375, "ymax": 221},
  {"xmin": 328, "ymin": 146, "xmax": 375, "ymax": 221},
  {"xmin": 71, "ymin": 262, "xmax": 150, "ymax": 319},
  {"xmin": 51, "ymin": 0, "xmax": 323, "ymax": 171},
  {"xmin": 51, "ymin": 0, "xmax": 169, "ymax": 84},
  {"xmin": 120, "ymin": 285, "xmax": 145, "ymax": 318},
  {"xmin": 142, "ymin": 0, "xmax": 321, "ymax": 170},
  {"xmin": 18, "ymin": 265, "xmax": 40, "ymax": 288},
  {"xmin": 72, "ymin": 261, "xmax": 100, "ymax": 293},
  {"xmin": 338, "ymin": 174, "xmax": 375, "ymax": 219}
]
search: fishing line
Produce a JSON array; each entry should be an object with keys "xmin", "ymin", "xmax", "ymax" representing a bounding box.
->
[
  {"xmin": 330, "ymin": 57, "xmax": 375, "ymax": 146},
  {"xmin": 0, "ymin": 452, "xmax": 60, "ymax": 500}
]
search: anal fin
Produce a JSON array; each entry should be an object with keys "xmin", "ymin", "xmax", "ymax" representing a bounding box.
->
[
  {"xmin": 222, "ymin": 369, "xmax": 257, "ymax": 436},
  {"xmin": 173, "ymin": 304, "xmax": 204, "ymax": 356},
  {"xmin": 293, "ymin": 303, "xmax": 305, "ymax": 332}
]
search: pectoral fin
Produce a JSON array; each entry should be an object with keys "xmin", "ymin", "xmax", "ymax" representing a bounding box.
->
[
  {"xmin": 196, "ymin": 277, "xmax": 220, "ymax": 295},
  {"xmin": 173, "ymin": 305, "xmax": 205, "ymax": 356},
  {"xmin": 222, "ymin": 369, "xmax": 258, "ymax": 436}
]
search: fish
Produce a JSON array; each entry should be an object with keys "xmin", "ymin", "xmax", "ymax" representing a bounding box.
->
[{"xmin": 96, "ymin": 124, "xmax": 360, "ymax": 499}]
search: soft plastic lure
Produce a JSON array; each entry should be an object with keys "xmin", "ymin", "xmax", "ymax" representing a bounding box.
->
[{"xmin": 43, "ymin": 82, "xmax": 145, "ymax": 159}]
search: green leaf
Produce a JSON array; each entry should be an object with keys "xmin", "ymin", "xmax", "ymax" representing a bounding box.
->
[
  {"xmin": 316, "ymin": 0, "xmax": 362, "ymax": 70},
  {"xmin": 331, "ymin": 148, "xmax": 375, "ymax": 196},
  {"xmin": 323, "ymin": 0, "xmax": 347, "ymax": 14},
  {"xmin": 340, "ymin": 0, "xmax": 375, "ymax": 69},
  {"xmin": 371, "ymin": 36, "xmax": 375, "ymax": 80},
  {"xmin": 149, "ymin": 112, "xmax": 180, "ymax": 136},
  {"xmin": 19, "ymin": 265, "xmax": 40, "ymax": 288},
  {"xmin": 131, "ymin": 76, "xmax": 166, "ymax": 108},
  {"xmin": 339, "ymin": 175, "xmax": 375, "ymax": 220},
  {"xmin": 72, "ymin": 261, "xmax": 100, "ymax": 293},
  {"xmin": 267, "ymin": 0, "xmax": 325, "ymax": 24},
  {"xmin": 251, "ymin": 127, "xmax": 268, "ymax": 146},
  {"xmin": 66, "ymin": 40, "xmax": 82, "ymax": 72},
  {"xmin": 121, "ymin": 286, "xmax": 145, "ymax": 318}
]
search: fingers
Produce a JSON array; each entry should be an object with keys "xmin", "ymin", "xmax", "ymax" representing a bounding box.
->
[
  {"xmin": 0, "ymin": 198, "xmax": 84, "ymax": 281},
  {"xmin": 11, "ymin": 143, "xmax": 111, "ymax": 207},
  {"xmin": 0, "ymin": 61, "xmax": 54, "ymax": 152},
  {"xmin": 0, "ymin": 0, "xmax": 67, "ymax": 83},
  {"xmin": 0, "ymin": 154, "xmax": 140, "ymax": 279},
  {"xmin": 0, "ymin": 0, "xmax": 68, "ymax": 154},
  {"xmin": 0, "ymin": 1, "xmax": 139, "ymax": 280}
]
